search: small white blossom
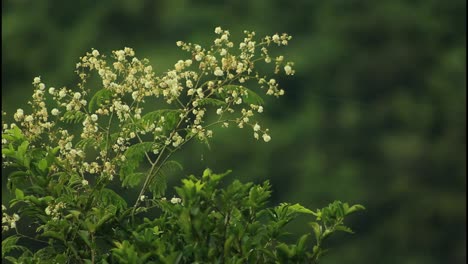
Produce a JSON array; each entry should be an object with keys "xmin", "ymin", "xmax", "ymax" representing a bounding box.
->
[
  {"xmin": 33, "ymin": 77, "xmax": 41, "ymax": 84},
  {"xmin": 92, "ymin": 49, "xmax": 100, "ymax": 57},
  {"xmin": 90, "ymin": 114, "xmax": 98, "ymax": 122},
  {"xmin": 171, "ymin": 197, "xmax": 182, "ymax": 204},
  {"xmin": 82, "ymin": 179, "xmax": 89, "ymax": 186},
  {"xmin": 253, "ymin": 123, "xmax": 260, "ymax": 131},
  {"xmin": 73, "ymin": 92, "xmax": 81, "ymax": 100},
  {"xmin": 262, "ymin": 134, "xmax": 271, "ymax": 142},
  {"xmin": 24, "ymin": 115, "xmax": 34, "ymax": 122},
  {"xmin": 51, "ymin": 108, "xmax": 60, "ymax": 116},
  {"xmin": 284, "ymin": 65, "xmax": 293, "ymax": 75},
  {"xmin": 214, "ymin": 67, "xmax": 224, "ymax": 77},
  {"xmin": 215, "ymin": 26, "xmax": 222, "ymax": 34}
]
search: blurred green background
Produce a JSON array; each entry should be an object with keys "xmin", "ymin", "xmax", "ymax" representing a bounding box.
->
[{"xmin": 2, "ymin": 0, "xmax": 466, "ymax": 263}]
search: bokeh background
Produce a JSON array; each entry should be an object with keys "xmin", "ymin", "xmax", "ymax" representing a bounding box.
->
[{"xmin": 2, "ymin": 0, "xmax": 466, "ymax": 263}]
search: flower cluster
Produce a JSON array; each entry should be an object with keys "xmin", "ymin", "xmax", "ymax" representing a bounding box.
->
[
  {"xmin": 2, "ymin": 26, "xmax": 294, "ymax": 204},
  {"xmin": 44, "ymin": 202, "xmax": 67, "ymax": 221},
  {"xmin": 2, "ymin": 205, "xmax": 20, "ymax": 232}
]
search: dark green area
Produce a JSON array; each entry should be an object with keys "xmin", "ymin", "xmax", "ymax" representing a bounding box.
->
[{"xmin": 2, "ymin": 0, "xmax": 465, "ymax": 263}]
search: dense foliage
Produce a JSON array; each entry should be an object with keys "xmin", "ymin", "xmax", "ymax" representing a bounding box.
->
[{"xmin": 2, "ymin": 28, "xmax": 364, "ymax": 263}]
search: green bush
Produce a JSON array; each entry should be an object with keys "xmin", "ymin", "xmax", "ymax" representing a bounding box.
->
[{"xmin": 2, "ymin": 27, "xmax": 364, "ymax": 263}]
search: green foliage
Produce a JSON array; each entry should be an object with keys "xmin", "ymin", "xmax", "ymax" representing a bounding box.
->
[
  {"xmin": 1, "ymin": 129, "xmax": 363, "ymax": 263},
  {"xmin": 88, "ymin": 88, "xmax": 114, "ymax": 113},
  {"xmin": 1, "ymin": 27, "xmax": 365, "ymax": 263},
  {"xmin": 110, "ymin": 169, "xmax": 364, "ymax": 263}
]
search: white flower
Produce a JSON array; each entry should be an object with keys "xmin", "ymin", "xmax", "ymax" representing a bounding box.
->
[
  {"xmin": 140, "ymin": 195, "xmax": 146, "ymax": 201},
  {"xmin": 48, "ymin": 87, "xmax": 56, "ymax": 94},
  {"xmin": 82, "ymin": 179, "xmax": 89, "ymax": 186},
  {"xmin": 214, "ymin": 67, "xmax": 224, "ymax": 77},
  {"xmin": 38, "ymin": 83, "xmax": 45, "ymax": 90},
  {"xmin": 91, "ymin": 114, "xmax": 98, "ymax": 122},
  {"xmin": 262, "ymin": 133, "xmax": 271, "ymax": 142},
  {"xmin": 51, "ymin": 108, "xmax": 60, "ymax": 116},
  {"xmin": 33, "ymin": 77, "xmax": 41, "ymax": 84},
  {"xmin": 24, "ymin": 115, "xmax": 34, "ymax": 122},
  {"xmin": 214, "ymin": 26, "xmax": 222, "ymax": 34},
  {"xmin": 176, "ymin": 41, "xmax": 183, "ymax": 46},
  {"xmin": 58, "ymin": 90, "xmax": 67, "ymax": 98},
  {"xmin": 258, "ymin": 106, "xmax": 264, "ymax": 113},
  {"xmin": 73, "ymin": 92, "xmax": 81, "ymax": 100},
  {"xmin": 272, "ymin": 34, "xmax": 280, "ymax": 42},
  {"xmin": 12, "ymin": 214, "xmax": 20, "ymax": 221},
  {"xmin": 92, "ymin": 49, "xmax": 100, "ymax": 57},
  {"xmin": 14, "ymin": 109, "xmax": 24, "ymax": 120},
  {"xmin": 170, "ymin": 197, "xmax": 182, "ymax": 204},
  {"xmin": 253, "ymin": 123, "xmax": 260, "ymax": 131},
  {"xmin": 216, "ymin": 108, "xmax": 223, "ymax": 115},
  {"xmin": 284, "ymin": 65, "xmax": 293, "ymax": 75}
]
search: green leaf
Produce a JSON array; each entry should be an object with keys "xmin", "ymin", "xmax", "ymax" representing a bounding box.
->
[
  {"xmin": 88, "ymin": 88, "xmax": 113, "ymax": 113},
  {"xmin": 120, "ymin": 142, "xmax": 154, "ymax": 186},
  {"xmin": 346, "ymin": 204, "xmax": 366, "ymax": 215},
  {"xmin": 309, "ymin": 222, "xmax": 322, "ymax": 243},
  {"xmin": 296, "ymin": 234, "xmax": 310, "ymax": 254},
  {"xmin": 15, "ymin": 189, "xmax": 24, "ymax": 199},
  {"xmin": 335, "ymin": 225, "xmax": 354, "ymax": 234},
  {"xmin": 17, "ymin": 140, "xmax": 29, "ymax": 157},
  {"xmin": 197, "ymin": 98, "xmax": 227, "ymax": 107},
  {"xmin": 37, "ymin": 159, "xmax": 48, "ymax": 173},
  {"xmin": 2, "ymin": 235, "xmax": 20, "ymax": 258},
  {"xmin": 62, "ymin": 110, "xmax": 86, "ymax": 124},
  {"xmin": 141, "ymin": 109, "xmax": 181, "ymax": 132},
  {"xmin": 149, "ymin": 160, "xmax": 183, "ymax": 196},
  {"xmin": 41, "ymin": 231, "xmax": 65, "ymax": 242},
  {"xmin": 100, "ymin": 188, "xmax": 128, "ymax": 211},
  {"xmin": 122, "ymin": 172, "xmax": 145, "ymax": 188}
]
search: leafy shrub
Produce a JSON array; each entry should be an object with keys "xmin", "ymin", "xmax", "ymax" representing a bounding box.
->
[{"xmin": 2, "ymin": 27, "xmax": 364, "ymax": 263}]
